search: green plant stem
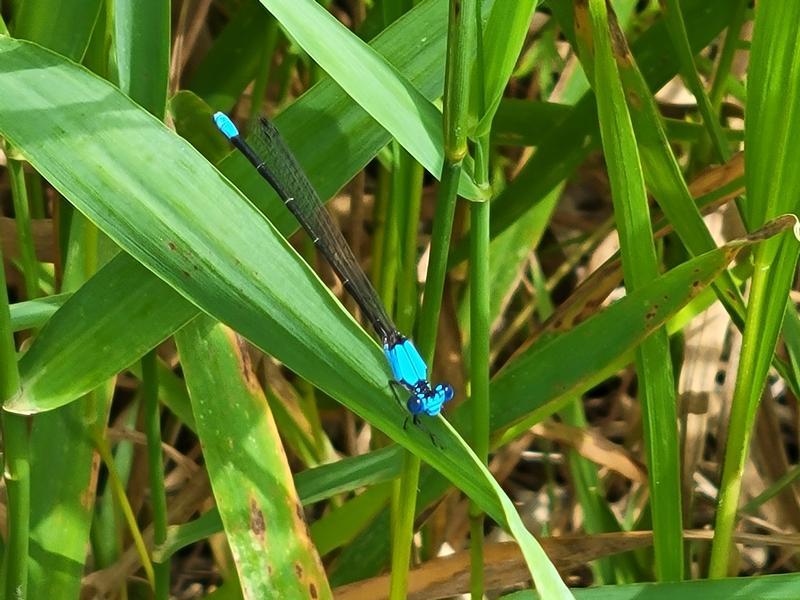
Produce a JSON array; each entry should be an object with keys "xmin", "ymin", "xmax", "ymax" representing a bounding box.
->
[
  {"xmin": 389, "ymin": 0, "xmax": 475, "ymax": 592},
  {"xmin": 371, "ymin": 163, "xmax": 391, "ymax": 294},
  {"xmin": 389, "ymin": 147, "xmax": 425, "ymax": 600},
  {"xmin": 0, "ymin": 234, "xmax": 28, "ymax": 599},
  {"xmin": 378, "ymin": 148, "xmax": 400, "ymax": 316},
  {"xmin": 388, "ymin": 451, "xmax": 421, "ymax": 600},
  {"xmin": 2, "ymin": 412, "xmax": 30, "ymax": 599},
  {"xmin": 143, "ymin": 350, "xmax": 169, "ymax": 598},
  {"xmin": 469, "ymin": 197, "xmax": 490, "ymax": 600},
  {"xmin": 709, "ymin": 235, "xmax": 800, "ymax": 577},
  {"xmin": 468, "ymin": 0, "xmax": 488, "ymax": 595},
  {"xmin": 9, "ymin": 157, "xmax": 39, "ymax": 300},
  {"xmin": 397, "ymin": 153, "xmax": 424, "ymax": 331}
]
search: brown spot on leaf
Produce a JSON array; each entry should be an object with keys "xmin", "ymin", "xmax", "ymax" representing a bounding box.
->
[
  {"xmin": 627, "ymin": 90, "xmax": 642, "ymax": 110},
  {"xmin": 295, "ymin": 563, "xmax": 303, "ymax": 579},
  {"xmin": 250, "ymin": 497, "xmax": 266, "ymax": 541},
  {"xmin": 167, "ymin": 241, "xmax": 177, "ymax": 251},
  {"xmin": 607, "ymin": 5, "xmax": 632, "ymax": 63},
  {"xmin": 309, "ymin": 583, "xmax": 318, "ymax": 599}
]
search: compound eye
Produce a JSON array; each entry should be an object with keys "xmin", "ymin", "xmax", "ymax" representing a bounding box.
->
[
  {"xmin": 437, "ymin": 384, "xmax": 454, "ymax": 402},
  {"xmin": 406, "ymin": 396, "xmax": 423, "ymax": 415}
]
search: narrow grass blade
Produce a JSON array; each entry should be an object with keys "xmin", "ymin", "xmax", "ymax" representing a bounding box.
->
[
  {"xmin": 13, "ymin": 0, "xmax": 102, "ymax": 61},
  {"xmin": 578, "ymin": 0, "xmax": 682, "ymax": 579},
  {"xmin": 176, "ymin": 315, "xmax": 332, "ymax": 599},
  {"xmin": 473, "ymin": 0, "xmax": 537, "ymax": 135},
  {"xmin": 113, "ymin": 0, "xmax": 170, "ymax": 117},
  {"xmin": 255, "ymin": 0, "xmax": 482, "ymax": 200},
  {"xmin": 504, "ymin": 571, "xmax": 800, "ymax": 599},
  {"xmin": 710, "ymin": 1, "xmax": 800, "ymax": 577}
]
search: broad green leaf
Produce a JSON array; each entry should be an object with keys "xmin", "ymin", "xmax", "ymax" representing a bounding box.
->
[
  {"xmin": 8, "ymin": 0, "xmax": 457, "ymax": 415},
  {"xmin": 3, "ymin": 0, "xmax": 449, "ymax": 410},
  {"xmin": 0, "ymin": 36, "xmax": 569, "ymax": 596},
  {"xmin": 176, "ymin": 315, "xmax": 331, "ymax": 599}
]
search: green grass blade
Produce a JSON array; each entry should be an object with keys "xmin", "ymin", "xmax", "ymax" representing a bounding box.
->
[
  {"xmin": 256, "ymin": 0, "xmax": 482, "ymax": 200},
  {"xmin": 113, "ymin": 0, "xmax": 170, "ymax": 117},
  {"xmin": 13, "ymin": 0, "xmax": 102, "ymax": 61},
  {"xmin": 506, "ymin": 571, "xmax": 800, "ymax": 599},
  {"xmin": 575, "ymin": 0, "xmax": 682, "ymax": 578},
  {"xmin": 709, "ymin": 0, "xmax": 800, "ymax": 576},
  {"xmin": 9, "ymin": 293, "xmax": 69, "ymax": 331},
  {"xmin": 660, "ymin": 0, "xmax": 729, "ymax": 160},
  {"xmin": 176, "ymin": 315, "xmax": 332, "ymax": 599},
  {"xmin": 473, "ymin": 0, "xmax": 537, "ymax": 135},
  {"xmin": 11, "ymin": 254, "xmax": 196, "ymax": 412}
]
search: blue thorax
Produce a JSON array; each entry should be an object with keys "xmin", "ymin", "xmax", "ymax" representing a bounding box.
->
[{"xmin": 383, "ymin": 337, "xmax": 454, "ymax": 417}]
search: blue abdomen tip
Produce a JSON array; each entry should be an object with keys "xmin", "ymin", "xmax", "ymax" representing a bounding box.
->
[{"xmin": 213, "ymin": 112, "xmax": 239, "ymax": 140}]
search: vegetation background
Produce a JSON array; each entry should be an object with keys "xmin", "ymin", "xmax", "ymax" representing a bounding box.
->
[{"xmin": 0, "ymin": 0, "xmax": 799, "ymax": 598}]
